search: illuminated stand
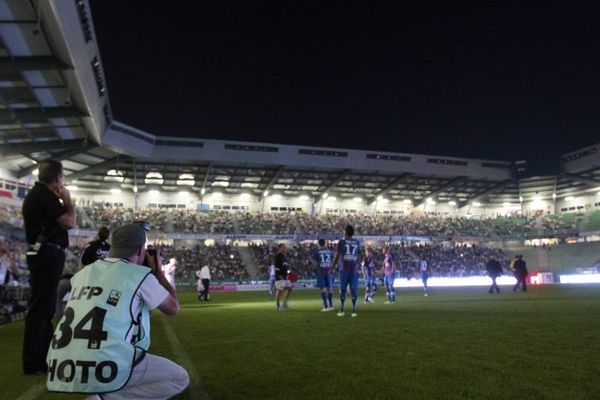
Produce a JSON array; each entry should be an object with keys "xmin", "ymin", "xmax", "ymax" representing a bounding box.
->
[
  {"xmin": 393, "ymin": 276, "xmax": 517, "ymax": 288},
  {"xmin": 559, "ymin": 274, "xmax": 600, "ymax": 284}
]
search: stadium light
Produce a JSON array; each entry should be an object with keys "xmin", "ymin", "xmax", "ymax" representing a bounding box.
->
[
  {"xmin": 145, "ymin": 172, "xmax": 163, "ymax": 185},
  {"xmin": 448, "ymin": 201, "xmax": 456, "ymax": 206},
  {"xmin": 472, "ymin": 202, "xmax": 481, "ymax": 207},
  {"xmin": 403, "ymin": 199, "xmax": 412, "ymax": 204},
  {"xmin": 552, "ymin": 192, "xmax": 557, "ymax": 200},
  {"xmin": 519, "ymin": 196, "xmax": 523, "ymax": 203},
  {"xmin": 133, "ymin": 185, "xmax": 138, "ymax": 193},
  {"xmin": 322, "ymin": 193, "xmax": 329, "ymax": 199},
  {"xmin": 299, "ymin": 195, "xmax": 309, "ymax": 201},
  {"xmin": 177, "ymin": 173, "xmax": 195, "ymax": 186},
  {"xmin": 353, "ymin": 197, "xmax": 363, "ymax": 202},
  {"xmin": 263, "ymin": 190, "xmax": 269, "ymax": 197},
  {"xmin": 200, "ymin": 188, "xmax": 206, "ymax": 195}
]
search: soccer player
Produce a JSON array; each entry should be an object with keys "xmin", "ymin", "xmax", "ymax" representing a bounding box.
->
[
  {"xmin": 332, "ymin": 225, "xmax": 360, "ymax": 317},
  {"xmin": 267, "ymin": 263, "xmax": 276, "ymax": 299},
  {"xmin": 274, "ymin": 243, "xmax": 292, "ymax": 311},
  {"xmin": 382, "ymin": 245, "xmax": 396, "ymax": 303},
  {"xmin": 361, "ymin": 247, "xmax": 377, "ymax": 303},
  {"xmin": 419, "ymin": 257, "xmax": 430, "ymax": 296},
  {"xmin": 314, "ymin": 239, "xmax": 334, "ymax": 311}
]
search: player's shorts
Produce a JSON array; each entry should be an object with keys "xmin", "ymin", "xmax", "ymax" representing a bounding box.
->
[
  {"xmin": 316, "ymin": 273, "xmax": 331, "ymax": 289},
  {"xmin": 384, "ymin": 275, "xmax": 395, "ymax": 287},
  {"xmin": 364, "ymin": 275, "xmax": 376, "ymax": 287},
  {"xmin": 339, "ymin": 271, "xmax": 359, "ymax": 291},
  {"xmin": 275, "ymin": 279, "xmax": 292, "ymax": 290},
  {"xmin": 420, "ymin": 272, "xmax": 429, "ymax": 282}
]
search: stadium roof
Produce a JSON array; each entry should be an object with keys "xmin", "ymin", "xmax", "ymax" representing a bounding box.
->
[{"xmin": 1, "ymin": 0, "xmax": 599, "ymax": 209}]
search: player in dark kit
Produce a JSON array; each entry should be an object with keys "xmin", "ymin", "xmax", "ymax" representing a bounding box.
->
[
  {"xmin": 362, "ymin": 247, "xmax": 377, "ymax": 303},
  {"xmin": 80, "ymin": 226, "xmax": 111, "ymax": 266},
  {"xmin": 314, "ymin": 239, "xmax": 334, "ymax": 311},
  {"xmin": 332, "ymin": 225, "xmax": 361, "ymax": 318}
]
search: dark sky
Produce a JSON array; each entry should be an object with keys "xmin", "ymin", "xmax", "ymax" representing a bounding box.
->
[{"xmin": 89, "ymin": 1, "xmax": 599, "ymax": 175}]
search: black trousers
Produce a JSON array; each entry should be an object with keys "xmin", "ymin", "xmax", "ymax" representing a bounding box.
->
[
  {"xmin": 488, "ymin": 276, "xmax": 500, "ymax": 293},
  {"xmin": 200, "ymin": 278, "xmax": 210, "ymax": 300},
  {"xmin": 22, "ymin": 246, "xmax": 64, "ymax": 373},
  {"xmin": 514, "ymin": 274, "xmax": 527, "ymax": 291}
]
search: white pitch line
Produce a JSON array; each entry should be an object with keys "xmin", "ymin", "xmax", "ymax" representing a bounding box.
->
[
  {"xmin": 14, "ymin": 383, "xmax": 45, "ymax": 400},
  {"xmin": 160, "ymin": 315, "xmax": 212, "ymax": 400}
]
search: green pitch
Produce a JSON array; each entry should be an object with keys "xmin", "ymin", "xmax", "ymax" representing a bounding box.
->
[{"xmin": 1, "ymin": 285, "xmax": 599, "ymax": 400}]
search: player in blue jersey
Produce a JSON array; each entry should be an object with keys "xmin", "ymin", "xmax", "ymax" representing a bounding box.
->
[
  {"xmin": 332, "ymin": 225, "xmax": 360, "ymax": 317},
  {"xmin": 361, "ymin": 247, "xmax": 377, "ymax": 303},
  {"xmin": 267, "ymin": 264, "xmax": 276, "ymax": 299},
  {"xmin": 382, "ymin": 245, "xmax": 396, "ymax": 303},
  {"xmin": 314, "ymin": 239, "xmax": 335, "ymax": 311}
]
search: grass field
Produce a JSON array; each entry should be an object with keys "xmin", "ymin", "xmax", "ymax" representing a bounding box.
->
[{"xmin": 1, "ymin": 285, "xmax": 600, "ymax": 400}]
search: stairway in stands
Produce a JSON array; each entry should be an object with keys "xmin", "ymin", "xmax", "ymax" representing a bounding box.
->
[
  {"xmin": 534, "ymin": 215, "xmax": 548, "ymax": 272},
  {"xmin": 232, "ymin": 213, "xmax": 259, "ymax": 278}
]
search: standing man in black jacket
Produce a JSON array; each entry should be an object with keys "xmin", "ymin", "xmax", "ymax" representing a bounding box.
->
[
  {"xmin": 21, "ymin": 160, "xmax": 76, "ymax": 375},
  {"xmin": 486, "ymin": 257, "xmax": 503, "ymax": 294},
  {"xmin": 513, "ymin": 255, "xmax": 529, "ymax": 292}
]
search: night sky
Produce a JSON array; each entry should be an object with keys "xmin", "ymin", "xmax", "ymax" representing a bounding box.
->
[{"xmin": 89, "ymin": 1, "xmax": 599, "ymax": 175}]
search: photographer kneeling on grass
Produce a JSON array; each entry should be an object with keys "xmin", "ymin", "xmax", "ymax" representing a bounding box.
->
[{"xmin": 46, "ymin": 222, "xmax": 189, "ymax": 400}]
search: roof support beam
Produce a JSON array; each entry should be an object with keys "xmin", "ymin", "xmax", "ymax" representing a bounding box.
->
[
  {"xmin": 0, "ymin": 106, "xmax": 87, "ymax": 122},
  {"xmin": 198, "ymin": 162, "xmax": 212, "ymax": 194},
  {"xmin": 413, "ymin": 177, "xmax": 466, "ymax": 208},
  {"xmin": 65, "ymin": 156, "xmax": 131, "ymax": 182},
  {"xmin": 263, "ymin": 165, "xmax": 286, "ymax": 194},
  {"xmin": 320, "ymin": 169, "xmax": 351, "ymax": 197},
  {"xmin": 16, "ymin": 146, "xmax": 97, "ymax": 178},
  {"xmin": 367, "ymin": 173, "xmax": 411, "ymax": 205},
  {"xmin": 0, "ymin": 56, "xmax": 71, "ymax": 72},
  {"xmin": 560, "ymin": 173, "xmax": 600, "ymax": 187},
  {"xmin": 458, "ymin": 179, "xmax": 514, "ymax": 208},
  {"xmin": 0, "ymin": 138, "xmax": 87, "ymax": 155}
]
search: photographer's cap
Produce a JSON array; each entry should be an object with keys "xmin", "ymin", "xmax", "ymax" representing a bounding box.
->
[{"xmin": 109, "ymin": 223, "xmax": 147, "ymax": 259}]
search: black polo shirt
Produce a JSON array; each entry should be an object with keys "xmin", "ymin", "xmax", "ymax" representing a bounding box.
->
[
  {"xmin": 81, "ymin": 239, "xmax": 111, "ymax": 266},
  {"xmin": 22, "ymin": 181, "xmax": 69, "ymax": 248},
  {"xmin": 274, "ymin": 252, "xmax": 288, "ymax": 280}
]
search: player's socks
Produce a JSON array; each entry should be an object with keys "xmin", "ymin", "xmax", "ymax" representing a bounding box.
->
[
  {"xmin": 321, "ymin": 292, "xmax": 328, "ymax": 308},
  {"xmin": 328, "ymin": 292, "xmax": 333, "ymax": 308}
]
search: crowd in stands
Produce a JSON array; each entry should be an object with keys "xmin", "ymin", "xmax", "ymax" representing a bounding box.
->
[
  {"xmin": 159, "ymin": 243, "xmax": 249, "ymax": 282},
  {"xmin": 74, "ymin": 205, "xmax": 579, "ymax": 239}
]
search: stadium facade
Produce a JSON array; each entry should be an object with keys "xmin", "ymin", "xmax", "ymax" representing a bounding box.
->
[{"xmin": 0, "ymin": 0, "xmax": 599, "ymax": 223}]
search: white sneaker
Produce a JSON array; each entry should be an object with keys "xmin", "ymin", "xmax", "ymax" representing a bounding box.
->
[
  {"xmin": 368, "ymin": 298, "xmax": 375, "ymax": 303},
  {"xmin": 351, "ymin": 312, "xmax": 358, "ymax": 318},
  {"xmin": 321, "ymin": 307, "xmax": 329, "ymax": 312},
  {"xmin": 326, "ymin": 307, "xmax": 335, "ymax": 312},
  {"xmin": 337, "ymin": 311, "xmax": 345, "ymax": 317}
]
